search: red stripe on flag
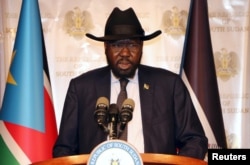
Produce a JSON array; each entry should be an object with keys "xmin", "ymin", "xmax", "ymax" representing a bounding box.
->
[{"xmin": 4, "ymin": 87, "xmax": 57, "ymax": 162}]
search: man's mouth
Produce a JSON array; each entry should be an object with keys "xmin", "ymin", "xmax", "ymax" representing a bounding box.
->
[{"xmin": 117, "ymin": 60, "xmax": 131, "ymax": 70}]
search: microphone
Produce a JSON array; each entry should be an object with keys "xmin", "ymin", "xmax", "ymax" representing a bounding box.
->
[
  {"xmin": 108, "ymin": 104, "xmax": 119, "ymax": 139},
  {"xmin": 118, "ymin": 98, "xmax": 135, "ymax": 137},
  {"xmin": 94, "ymin": 97, "xmax": 109, "ymax": 133}
]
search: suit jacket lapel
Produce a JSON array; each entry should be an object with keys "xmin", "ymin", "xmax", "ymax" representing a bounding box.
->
[
  {"xmin": 138, "ymin": 66, "xmax": 154, "ymax": 122},
  {"xmin": 95, "ymin": 66, "xmax": 111, "ymax": 99},
  {"xmin": 138, "ymin": 65, "xmax": 157, "ymax": 152}
]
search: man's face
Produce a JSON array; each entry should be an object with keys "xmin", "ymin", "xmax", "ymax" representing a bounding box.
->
[{"xmin": 105, "ymin": 39, "xmax": 143, "ymax": 78}]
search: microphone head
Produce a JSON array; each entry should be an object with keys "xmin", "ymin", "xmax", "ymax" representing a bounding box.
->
[
  {"xmin": 121, "ymin": 98, "xmax": 135, "ymax": 110},
  {"xmin": 94, "ymin": 97, "xmax": 109, "ymax": 124},
  {"xmin": 119, "ymin": 98, "xmax": 134, "ymax": 123},
  {"xmin": 96, "ymin": 97, "xmax": 109, "ymax": 108},
  {"xmin": 109, "ymin": 104, "xmax": 119, "ymax": 114},
  {"xmin": 108, "ymin": 104, "xmax": 119, "ymax": 124}
]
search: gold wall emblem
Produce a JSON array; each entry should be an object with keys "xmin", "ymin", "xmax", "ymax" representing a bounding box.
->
[
  {"xmin": 63, "ymin": 7, "xmax": 93, "ymax": 39},
  {"xmin": 214, "ymin": 48, "xmax": 239, "ymax": 81},
  {"xmin": 162, "ymin": 6, "xmax": 187, "ymax": 36}
]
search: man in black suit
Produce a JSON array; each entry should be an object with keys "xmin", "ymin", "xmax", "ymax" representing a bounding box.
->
[{"xmin": 53, "ymin": 7, "xmax": 208, "ymax": 160}]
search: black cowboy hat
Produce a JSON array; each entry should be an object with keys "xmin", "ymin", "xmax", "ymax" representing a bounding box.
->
[{"xmin": 86, "ymin": 7, "xmax": 162, "ymax": 41}]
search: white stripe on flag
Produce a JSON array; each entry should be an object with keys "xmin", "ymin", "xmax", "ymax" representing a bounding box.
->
[
  {"xmin": 181, "ymin": 71, "xmax": 217, "ymax": 146},
  {"xmin": 43, "ymin": 71, "xmax": 53, "ymax": 101},
  {"xmin": 0, "ymin": 121, "xmax": 31, "ymax": 164}
]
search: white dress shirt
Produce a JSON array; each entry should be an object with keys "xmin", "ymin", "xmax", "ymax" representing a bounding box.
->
[{"xmin": 110, "ymin": 70, "xmax": 144, "ymax": 153}]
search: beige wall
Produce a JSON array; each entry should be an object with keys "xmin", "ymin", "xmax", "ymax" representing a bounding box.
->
[{"xmin": 0, "ymin": 0, "xmax": 249, "ymax": 148}]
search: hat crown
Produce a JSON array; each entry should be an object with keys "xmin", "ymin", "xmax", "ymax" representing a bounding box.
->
[{"xmin": 105, "ymin": 7, "xmax": 145, "ymax": 36}]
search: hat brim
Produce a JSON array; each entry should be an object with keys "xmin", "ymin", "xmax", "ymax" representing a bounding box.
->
[{"xmin": 86, "ymin": 30, "xmax": 162, "ymax": 42}]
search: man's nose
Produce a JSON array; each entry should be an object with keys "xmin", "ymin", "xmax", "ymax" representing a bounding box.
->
[{"xmin": 119, "ymin": 46, "xmax": 130, "ymax": 56}]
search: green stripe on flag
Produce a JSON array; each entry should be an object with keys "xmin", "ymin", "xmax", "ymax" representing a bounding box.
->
[{"xmin": 0, "ymin": 135, "xmax": 19, "ymax": 165}]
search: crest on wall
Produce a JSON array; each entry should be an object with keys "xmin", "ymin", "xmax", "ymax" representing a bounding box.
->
[
  {"xmin": 161, "ymin": 6, "xmax": 188, "ymax": 36},
  {"xmin": 63, "ymin": 7, "xmax": 93, "ymax": 40},
  {"xmin": 214, "ymin": 48, "xmax": 239, "ymax": 81}
]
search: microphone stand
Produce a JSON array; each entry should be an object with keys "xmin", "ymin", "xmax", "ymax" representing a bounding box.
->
[{"xmin": 108, "ymin": 104, "xmax": 119, "ymax": 139}]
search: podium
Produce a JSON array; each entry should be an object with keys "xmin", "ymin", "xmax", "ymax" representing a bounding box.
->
[{"xmin": 32, "ymin": 153, "xmax": 208, "ymax": 165}]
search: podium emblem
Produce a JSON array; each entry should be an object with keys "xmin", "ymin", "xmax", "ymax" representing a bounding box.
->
[{"xmin": 87, "ymin": 140, "xmax": 143, "ymax": 165}]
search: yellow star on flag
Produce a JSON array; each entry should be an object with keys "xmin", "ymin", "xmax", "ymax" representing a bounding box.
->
[{"xmin": 7, "ymin": 51, "xmax": 17, "ymax": 85}]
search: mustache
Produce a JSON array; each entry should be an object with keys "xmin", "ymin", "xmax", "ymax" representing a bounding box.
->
[{"xmin": 117, "ymin": 58, "xmax": 132, "ymax": 64}]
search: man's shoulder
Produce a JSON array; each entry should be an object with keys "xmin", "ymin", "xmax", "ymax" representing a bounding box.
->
[
  {"xmin": 138, "ymin": 65, "xmax": 185, "ymax": 86},
  {"xmin": 139, "ymin": 64, "xmax": 178, "ymax": 77}
]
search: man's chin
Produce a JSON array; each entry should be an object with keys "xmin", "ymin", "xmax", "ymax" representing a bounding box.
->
[{"xmin": 113, "ymin": 69, "xmax": 135, "ymax": 78}]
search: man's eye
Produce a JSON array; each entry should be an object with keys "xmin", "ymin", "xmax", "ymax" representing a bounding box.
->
[
  {"xmin": 128, "ymin": 44, "xmax": 139, "ymax": 48},
  {"xmin": 111, "ymin": 43, "xmax": 122, "ymax": 48}
]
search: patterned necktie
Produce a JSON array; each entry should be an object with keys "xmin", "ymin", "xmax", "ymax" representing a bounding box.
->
[{"xmin": 117, "ymin": 78, "xmax": 129, "ymax": 140}]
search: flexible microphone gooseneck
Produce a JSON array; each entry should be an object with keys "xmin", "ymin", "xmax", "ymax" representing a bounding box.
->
[{"xmin": 108, "ymin": 104, "xmax": 119, "ymax": 139}]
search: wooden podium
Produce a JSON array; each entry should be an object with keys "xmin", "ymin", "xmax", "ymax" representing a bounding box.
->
[{"xmin": 32, "ymin": 153, "xmax": 208, "ymax": 165}]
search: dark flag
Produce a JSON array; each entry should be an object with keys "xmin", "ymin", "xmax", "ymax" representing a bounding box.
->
[{"xmin": 180, "ymin": 0, "xmax": 227, "ymax": 149}]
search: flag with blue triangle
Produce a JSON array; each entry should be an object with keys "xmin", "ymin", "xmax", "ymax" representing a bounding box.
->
[{"xmin": 0, "ymin": 0, "xmax": 58, "ymax": 164}]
